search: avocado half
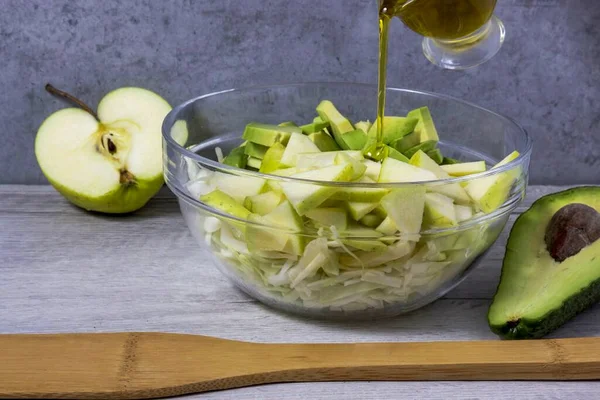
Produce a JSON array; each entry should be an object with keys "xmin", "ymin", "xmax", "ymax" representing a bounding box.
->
[{"xmin": 488, "ymin": 186, "xmax": 600, "ymax": 339}]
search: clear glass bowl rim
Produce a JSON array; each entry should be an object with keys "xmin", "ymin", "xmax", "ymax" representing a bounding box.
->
[
  {"xmin": 162, "ymin": 82, "xmax": 532, "ymax": 187},
  {"xmin": 163, "ymin": 82, "xmax": 531, "ymax": 236}
]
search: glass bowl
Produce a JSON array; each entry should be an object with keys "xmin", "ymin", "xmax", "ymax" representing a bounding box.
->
[{"xmin": 163, "ymin": 83, "xmax": 531, "ymax": 319}]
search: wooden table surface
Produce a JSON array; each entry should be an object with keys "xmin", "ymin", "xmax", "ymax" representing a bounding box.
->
[{"xmin": 2, "ymin": 184, "xmax": 599, "ymax": 399}]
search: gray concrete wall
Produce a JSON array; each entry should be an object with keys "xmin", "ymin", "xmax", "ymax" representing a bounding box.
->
[{"xmin": 2, "ymin": 0, "xmax": 598, "ymax": 185}]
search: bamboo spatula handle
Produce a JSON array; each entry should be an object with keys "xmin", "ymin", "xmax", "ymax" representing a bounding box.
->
[{"xmin": 1, "ymin": 333, "xmax": 600, "ymax": 400}]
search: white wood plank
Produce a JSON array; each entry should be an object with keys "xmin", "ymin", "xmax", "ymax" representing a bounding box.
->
[
  {"xmin": 2, "ymin": 184, "xmax": 600, "ymax": 399},
  {"xmin": 0, "ymin": 184, "xmax": 580, "ymax": 214}
]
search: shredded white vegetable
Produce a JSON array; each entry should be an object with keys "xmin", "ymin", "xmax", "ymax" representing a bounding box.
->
[
  {"xmin": 215, "ymin": 147, "xmax": 224, "ymax": 163},
  {"xmin": 330, "ymin": 226, "xmax": 365, "ymax": 269},
  {"xmin": 194, "ymin": 181, "xmax": 491, "ymax": 312}
]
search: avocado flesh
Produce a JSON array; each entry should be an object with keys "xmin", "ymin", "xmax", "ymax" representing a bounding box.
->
[
  {"xmin": 242, "ymin": 123, "xmax": 300, "ymax": 147},
  {"xmin": 488, "ymin": 186, "xmax": 600, "ymax": 339},
  {"xmin": 407, "ymin": 106, "xmax": 439, "ymax": 143},
  {"xmin": 300, "ymin": 121, "xmax": 330, "ymax": 134},
  {"xmin": 316, "ymin": 100, "xmax": 354, "ymax": 150},
  {"xmin": 426, "ymin": 148, "xmax": 444, "ymax": 165},
  {"xmin": 366, "ymin": 116, "xmax": 418, "ymax": 145},
  {"xmin": 244, "ymin": 142, "xmax": 269, "ymax": 159},
  {"xmin": 308, "ymin": 131, "xmax": 341, "ymax": 152},
  {"xmin": 340, "ymin": 129, "xmax": 367, "ymax": 150},
  {"xmin": 246, "ymin": 157, "xmax": 262, "ymax": 170},
  {"xmin": 222, "ymin": 146, "xmax": 248, "ymax": 168}
]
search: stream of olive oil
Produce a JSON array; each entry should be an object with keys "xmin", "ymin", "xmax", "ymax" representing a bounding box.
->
[
  {"xmin": 364, "ymin": 9, "xmax": 391, "ymax": 161},
  {"xmin": 376, "ymin": 12, "xmax": 391, "ymax": 154},
  {"xmin": 370, "ymin": 0, "xmax": 496, "ymax": 159}
]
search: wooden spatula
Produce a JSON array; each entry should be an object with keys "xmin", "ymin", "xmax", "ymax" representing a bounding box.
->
[{"xmin": 2, "ymin": 332, "xmax": 600, "ymax": 399}]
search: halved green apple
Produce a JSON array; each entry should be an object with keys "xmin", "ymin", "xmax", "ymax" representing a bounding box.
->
[{"xmin": 35, "ymin": 86, "xmax": 182, "ymax": 213}]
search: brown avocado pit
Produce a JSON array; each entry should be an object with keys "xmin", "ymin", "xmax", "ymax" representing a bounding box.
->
[{"xmin": 545, "ymin": 203, "xmax": 600, "ymax": 262}]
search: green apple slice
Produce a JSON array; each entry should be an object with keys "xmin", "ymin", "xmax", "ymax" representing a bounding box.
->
[
  {"xmin": 211, "ymin": 172, "xmax": 266, "ymax": 203},
  {"xmin": 296, "ymin": 151, "xmax": 362, "ymax": 169},
  {"xmin": 362, "ymin": 159, "xmax": 382, "ymax": 181},
  {"xmin": 464, "ymin": 151, "xmax": 520, "ymax": 213},
  {"xmin": 219, "ymin": 224, "xmax": 250, "ymax": 255},
  {"xmin": 441, "ymin": 161, "xmax": 487, "ymax": 176},
  {"xmin": 334, "ymin": 152, "xmax": 366, "ymax": 180},
  {"xmin": 380, "ymin": 186, "xmax": 426, "ymax": 237},
  {"xmin": 360, "ymin": 213, "xmax": 384, "ymax": 228},
  {"xmin": 354, "ymin": 120, "xmax": 372, "ymax": 133},
  {"xmin": 246, "ymin": 214, "xmax": 288, "ymax": 253},
  {"xmin": 266, "ymin": 180, "xmax": 283, "ymax": 195},
  {"xmin": 243, "ymin": 191, "xmax": 282, "ymax": 215},
  {"xmin": 375, "ymin": 216, "xmax": 397, "ymax": 235},
  {"xmin": 305, "ymin": 207, "xmax": 348, "ymax": 230},
  {"xmin": 279, "ymin": 132, "xmax": 321, "ymax": 167},
  {"xmin": 423, "ymin": 192, "xmax": 457, "ymax": 228},
  {"xmin": 377, "ymin": 157, "xmax": 437, "ymax": 183},
  {"xmin": 454, "ymin": 204, "xmax": 474, "ymax": 222},
  {"xmin": 339, "ymin": 223, "xmax": 387, "ymax": 252},
  {"xmin": 200, "ymin": 189, "xmax": 250, "ymax": 220},
  {"xmin": 346, "ymin": 201, "xmax": 379, "ymax": 221},
  {"xmin": 262, "ymin": 200, "xmax": 305, "ymax": 255},
  {"xmin": 259, "ymin": 142, "xmax": 286, "ymax": 173},
  {"xmin": 201, "ymin": 189, "xmax": 250, "ymax": 238},
  {"xmin": 271, "ymin": 167, "xmax": 301, "ymax": 177},
  {"xmin": 280, "ymin": 163, "xmax": 354, "ymax": 215},
  {"xmin": 340, "ymin": 240, "xmax": 414, "ymax": 268},
  {"xmin": 330, "ymin": 186, "xmax": 388, "ymax": 202},
  {"xmin": 35, "ymin": 87, "xmax": 175, "ymax": 213},
  {"xmin": 409, "ymin": 150, "xmax": 470, "ymax": 203}
]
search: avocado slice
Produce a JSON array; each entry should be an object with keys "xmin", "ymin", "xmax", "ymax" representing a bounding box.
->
[
  {"xmin": 366, "ymin": 116, "xmax": 418, "ymax": 145},
  {"xmin": 385, "ymin": 146, "xmax": 410, "ymax": 163},
  {"xmin": 246, "ymin": 157, "xmax": 262, "ymax": 170},
  {"xmin": 442, "ymin": 157, "xmax": 460, "ymax": 165},
  {"xmin": 340, "ymin": 129, "xmax": 367, "ymax": 150},
  {"xmin": 488, "ymin": 186, "xmax": 600, "ymax": 339},
  {"xmin": 407, "ymin": 106, "xmax": 439, "ymax": 143},
  {"xmin": 316, "ymin": 100, "xmax": 354, "ymax": 150},
  {"xmin": 308, "ymin": 131, "xmax": 341, "ymax": 152},
  {"xmin": 242, "ymin": 123, "xmax": 301, "ymax": 147},
  {"xmin": 389, "ymin": 131, "xmax": 420, "ymax": 153},
  {"xmin": 403, "ymin": 140, "xmax": 438, "ymax": 159},
  {"xmin": 222, "ymin": 146, "xmax": 248, "ymax": 168},
  {"xmin": 278, "ymin": 121, "xmax": 297, "ymax": 127},
  {"xmin": 259, "ymin": 142, "xmax": 286, "ymax": 173},
  {"xmin": 426, "ymin": 148, "xmax": 444, "ymax": 165},
  {"xmin": 244, "ymin": 142, "xmax": 269, "ymax": 159},
  {"xmin": 300, "ymin": 120, "xmax": 330, "ymax": 134}
]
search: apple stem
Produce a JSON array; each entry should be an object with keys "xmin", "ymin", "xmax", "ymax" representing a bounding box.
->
[{"xmin": 45, "ymin": 84, "xmax": 99, "ymax": 121}]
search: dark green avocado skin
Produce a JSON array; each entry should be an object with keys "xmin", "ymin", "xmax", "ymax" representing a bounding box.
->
[
  {"xmin": 490, "ymin": 277, "xmax": 600, "ymax": 339},
  {"xmin": 488, "ymin": 186, "xmax": 600, "ymax": 340}
]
